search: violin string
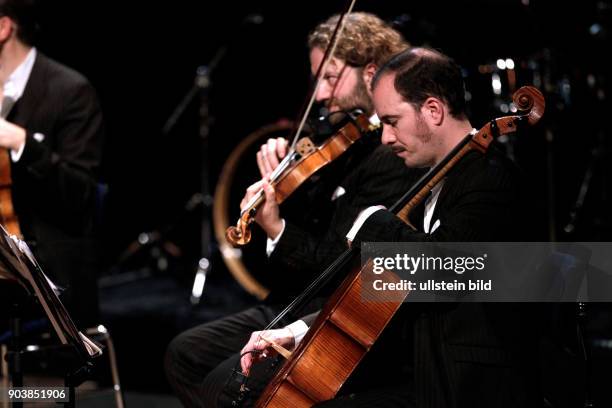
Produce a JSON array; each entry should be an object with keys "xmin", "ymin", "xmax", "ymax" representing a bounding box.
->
[
  {"xmin": 239, "ymin": 150, "xmax": 299, "ymax": 216},
  {"xmin": 237, "ymin": 0, "xmax": 357, "ymax": 222},
  {"xmin": 240, "ymin": 109, "xmax": 363, "ymax": 216},
  {"xmin": 253, "ymin": 0, "xmax": 413, "ymax": 346}
]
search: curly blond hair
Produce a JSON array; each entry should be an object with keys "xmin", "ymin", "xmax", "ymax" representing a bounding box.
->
[{"xmin": 308, "ymin": 12, "xmax": 409, "ymax": 68}]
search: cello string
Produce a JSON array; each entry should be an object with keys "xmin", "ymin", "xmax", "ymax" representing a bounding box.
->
[
  {"xmin": 259, "ymin": 136, "xmax": 477, "ymax": 330},
  {"xmin": 262, "ymin": 246, "xmax": 357, "ymax": 331},
  {"xmin": 250, "ymin": 87, "xmax": 544, "ymax": 387},
  {"xmin": 258, "ymin": 124, "xmax": 509, "ymax": 332}
]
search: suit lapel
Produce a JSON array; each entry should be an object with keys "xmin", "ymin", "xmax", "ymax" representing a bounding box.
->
[
  {"xmin": 430, "ymin": 182, "xmax": 448, "ymax": 229},
  {"xmin": 411, "ymin": 200, "xmax": 427, "ymax": 232},
  {"xmin": 7, "ymin": 53, "xmax": 50, "ymax": 129},
  {"xmin": 430, "ymin": 151, "xmax": 480, "ymax": 227}
]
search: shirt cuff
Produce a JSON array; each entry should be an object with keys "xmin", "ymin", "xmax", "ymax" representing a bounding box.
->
[
  {"xmin": 286, "ymin": 320, "xmax": 309, "ymax": 345},
  {"xmin": 10, "ymin": 140, "xmax": 26, "ymax": 162},
  {"xmin": 346, "ymin": 205, "xmax": 386, "ymax": 242},
  {"xmin": 265, "ymin": 219, "xmax": 286, "ymax": 257}
]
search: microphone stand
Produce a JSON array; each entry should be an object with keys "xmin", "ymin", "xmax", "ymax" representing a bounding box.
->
[
  {"xmin": 190, "ymin": 59, "xmax": 221, "ymax": 305},
  {"xmin": 161, "ymin": 48, "xmax": 226, "ymax": 136},
  {"xmin": 160, "ymin": 14, "xmax": 263, "ymax": 305},
  {"xmin": 162, "ymin": 46, "xmax": 226, "ymax": 305}
]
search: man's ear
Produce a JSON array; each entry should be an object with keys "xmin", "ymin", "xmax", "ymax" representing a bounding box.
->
[
  {"xmin": 421, "ymin": 97, "xmax": 445, "ymax": 126},
  {"xmin": 0, "ymin": 16, "xmax": 14, "ymax": 43},
  {"xmin": 362, "ymin": 63, "xmax": 378, "ymax": 89}
]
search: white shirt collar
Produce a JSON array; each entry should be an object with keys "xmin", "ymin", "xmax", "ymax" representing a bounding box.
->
[
  {"xmin": 3, "ymin": 48, "xmax": 37, "ymax": 101},
  {"xmin": 424, "ymin": 181, "xmax": 444, "ymax": 233}
]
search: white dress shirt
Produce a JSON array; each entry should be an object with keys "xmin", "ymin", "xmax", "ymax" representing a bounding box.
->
[{"xmin": 2, "ymin": 47, "xmax": 37, "ymax": 161}]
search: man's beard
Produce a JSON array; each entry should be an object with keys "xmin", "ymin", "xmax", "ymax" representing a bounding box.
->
[
  {"xmin": 332, "ymin": 74, "xmax": 374, "ymax": 115},
  {"xmin": 407, "ymin": 112, "xmax": 435, "ymax": 168},
  {"xmin": 415, "ymin": 112, "xmax": 433, "ymax": 144}
]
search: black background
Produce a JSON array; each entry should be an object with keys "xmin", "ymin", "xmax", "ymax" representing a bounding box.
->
[{"xmin": 32, "ymin": 0, "xmax": 612, "ymax": 262}]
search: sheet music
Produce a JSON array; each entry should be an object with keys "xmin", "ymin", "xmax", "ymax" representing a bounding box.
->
[
  {"xmin": 0, "ymin": 224, "xmax": 102, "ymax": 359},
  {"xmin": 6, "ymin": 231, "xmax": 62, "ymax": 295}
]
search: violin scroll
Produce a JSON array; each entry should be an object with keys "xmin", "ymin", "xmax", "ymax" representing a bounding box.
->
[
  {"xmin": 226, "ymin": 214, "xmax": 253, "ymax": 246},
  {"xmin": 512, "ymin": 86, "xmax": 545, "ymax": 125}
]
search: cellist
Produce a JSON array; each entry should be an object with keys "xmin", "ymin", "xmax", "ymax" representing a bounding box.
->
[
  {"xmin": 165, "ymin": 12, "xmax": 425, "ymax": 408},
  {"xmin": 240, "ymin": 48, "xmax": 541, "ymax": 407}
]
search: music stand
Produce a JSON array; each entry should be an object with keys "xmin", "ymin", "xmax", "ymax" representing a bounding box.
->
[{"xmin": 0, "ymin": 225, "xmax": 102, "ymax": 407}]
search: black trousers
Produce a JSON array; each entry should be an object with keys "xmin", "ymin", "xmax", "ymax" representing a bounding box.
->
[{"xmin": 165, "ymin": 304, "xmax": 290, "ymax": 408}]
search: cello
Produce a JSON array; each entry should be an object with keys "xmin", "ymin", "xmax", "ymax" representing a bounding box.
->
[{"xmin": 253, "ymin": 86, "xmax": 545, "ymax": 407}]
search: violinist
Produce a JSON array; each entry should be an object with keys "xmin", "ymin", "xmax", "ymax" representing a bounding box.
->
[
  {"xmin": 242, "ymin": 12, "xmax": 414, "ymax": 282},
  {"xmin": 165, "ymin": 12, "xmax": 424, "ymax": 408},
  {"xmin": 240, "ymin": 48, "xmax": 541, "ymax": 407}
]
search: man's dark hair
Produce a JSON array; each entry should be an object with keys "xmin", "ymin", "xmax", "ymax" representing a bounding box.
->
[
  {"xmin": 372, "ymin": 47, "xmax": 467, "ymax": 118},
  {"xmin": 0, "ymin": 0, "xmax": 39, "ymax": 46}
]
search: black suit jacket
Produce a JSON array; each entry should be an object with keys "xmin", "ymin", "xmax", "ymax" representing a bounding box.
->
[
  {"xmin": 352, "ymin": 149, "xmax": 541, "ymax": 408},
  {"xmin": 354, "ymin": 150, "xmax": 525, "ymax": 243},
  {"xmin": 2, "ymin": 52, "xmax": 104, "ymax": 326}
]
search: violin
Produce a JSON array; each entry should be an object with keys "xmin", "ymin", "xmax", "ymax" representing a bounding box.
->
[
  {"xmin": 225, "ymin": 0, "xmax": 368, "ymax": 247},
  {"xmin": 225, "ymin": 111, "xmax": 379, "ymax": 246},
  {"xmin": 253, "ymin": 86, "xmax": 545, "ymax": 408}
]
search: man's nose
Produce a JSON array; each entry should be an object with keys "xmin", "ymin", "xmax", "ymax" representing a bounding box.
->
[
  {"xmin": 315, "ymin": 81, "xmax": 332, "ymax": 102},
  {"xmin": 381, "ymin": 125, "xmax": 395, "ymax": 145}
]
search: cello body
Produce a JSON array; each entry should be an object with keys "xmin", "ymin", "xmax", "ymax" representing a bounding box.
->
[{"xmin": 256, "ymin": 259, "xmax": 408, "ymax": 407}]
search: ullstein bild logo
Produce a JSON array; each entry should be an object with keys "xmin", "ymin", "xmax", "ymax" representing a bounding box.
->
[
  {"xmin": 371, "ymin": 253, "xmax": 487, "ymax": 275},
  {"xmin": 370, "ymin": 278, "xmax": 493, "ymax": 292},
  {"xmin": 363, "ymin": 242, "xmax": 612, "ymax": 302}
]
